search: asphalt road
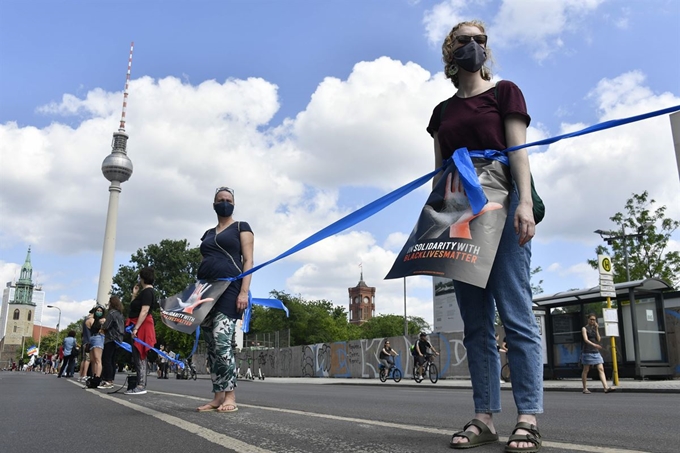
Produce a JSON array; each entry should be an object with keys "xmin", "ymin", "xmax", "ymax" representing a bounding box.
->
[{"xmin": 1, "ymin": 372, "xmax": 677, "ymax": 453}]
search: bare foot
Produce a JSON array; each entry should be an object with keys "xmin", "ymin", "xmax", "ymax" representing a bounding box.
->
[
  {"xmin": 450, "ymin": 413, "xmax": 495, "ymax": 446},
  {"xmin": 507, "ymin": 415, "xmax": 539, "ymax": 450}
]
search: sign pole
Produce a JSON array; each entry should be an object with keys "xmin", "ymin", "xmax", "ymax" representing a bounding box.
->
[
  {"xmin": 606, "ymin": 296, "xmax": 619, "ymax": 386},
  {"xmin": 598, "ymin": 255, "xmax": 619, "ymax": 386}
]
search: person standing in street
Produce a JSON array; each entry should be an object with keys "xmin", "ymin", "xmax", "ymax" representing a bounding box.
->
[
  {"xmin": 100, "ymin": 296, "xmax": 125, "ymax": 389},
  {"xmin": 125, "ymin": 267, "xmax": 157, "ymax": 395},
  {"xmin": 428, "ymin": 20, "xmax": 543, "ymax": 452},
  {"xmin": 195, "ymin": 186, "xmax": 253, "ymax": 413},
  {"xmin": 57, "ymin": 331, "xmax": 78, "ymax": 378}
]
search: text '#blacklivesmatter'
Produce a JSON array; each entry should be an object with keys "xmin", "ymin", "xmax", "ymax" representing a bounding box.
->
[{"xmin": 403, "ymin": 241, "xmax": 480, "ymax": 263}]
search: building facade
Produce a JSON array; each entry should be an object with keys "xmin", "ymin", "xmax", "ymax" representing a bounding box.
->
[{"xmin": 0, "ymin": 248, "xmax": 43, "ymax": 363}]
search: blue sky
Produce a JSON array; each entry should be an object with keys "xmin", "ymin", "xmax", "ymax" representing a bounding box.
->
[{"xmin": 1, "ymin": 0, "xmax": 679, "ymax": 330}]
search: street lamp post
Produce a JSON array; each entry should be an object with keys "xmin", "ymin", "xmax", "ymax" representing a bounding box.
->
[
  {"xmin": 403, "ymin": 277, "xmax": 408, "ymax": 336},
  {"xmin": 47, "ymin": 305, "xmax": 61, "ymax": 355},
  {"xmin": 594, "ymin": 224, "xmax": 651, "ymax": 379}
]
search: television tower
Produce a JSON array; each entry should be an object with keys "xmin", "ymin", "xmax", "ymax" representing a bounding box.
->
[{"xmin": 96, "ymin": 42, "xmax": 135, "ymax": 307}]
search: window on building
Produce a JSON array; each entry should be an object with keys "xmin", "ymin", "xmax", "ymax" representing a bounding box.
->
[
  {"xmin": 28, "ymin": 311, "xmax": 32, "ymax": 321},
  {"xmin": 13, "ymin": 309, "xmax": 20, "ymax": 320},
  {"xmin": 13, "ymin": 326, "xmax": 18, "ymax": 333}
]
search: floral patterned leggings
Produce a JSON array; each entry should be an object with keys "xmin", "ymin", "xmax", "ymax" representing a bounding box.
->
[{"xmin": 201, "ymin": 311, "xmax": 238, "ymax": 393}]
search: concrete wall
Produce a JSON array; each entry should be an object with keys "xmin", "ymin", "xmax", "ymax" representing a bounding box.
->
[{"xmin": 234, "ymin": 332, "xmax": 471, "ymax": 379}]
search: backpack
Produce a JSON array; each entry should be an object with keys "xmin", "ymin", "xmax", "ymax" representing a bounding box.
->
[
  {"xmin": 438, "ymin": 81, "xmax": 545, "ymax": 224},
  {"xmin": 410, "ymin": 344, "xmax": 418, "ymax": 356}
]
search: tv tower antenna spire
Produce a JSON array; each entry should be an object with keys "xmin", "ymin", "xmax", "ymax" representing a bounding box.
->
[
  {"xmin": 119, "ymin": 41, "xmax": 134, "ymax": 132},
  {"xmin": 97, "ymin": 41, "xmax": 136, "ymax": 307}
]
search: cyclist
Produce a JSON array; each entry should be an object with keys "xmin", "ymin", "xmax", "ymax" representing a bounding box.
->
[
  {"xmin": 379, "ymin": 340, "xmax": 398, "ymax": 374},
  {"xmin": 415, "ymin": 332, "xmax": 439, "ymax": 376}
]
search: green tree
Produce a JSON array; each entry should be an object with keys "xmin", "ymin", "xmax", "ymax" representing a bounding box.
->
[
  {"xmin": 249, "ymin": 291, "xmax": 362, "ymax": 346},
  {"xmin": 588, "ymin": 191, "xmax": 680, "ymax": 288},
  {"xmin": 531, "ymin": 266, "xmax": 544, "ymax": 296},
  {"xmin": 360, "ymin": 314, "xmax": 430, "ymax": 339},
  {"xmin": 111, "ymin": 239, "xmax": 203, "ymax": 356}
]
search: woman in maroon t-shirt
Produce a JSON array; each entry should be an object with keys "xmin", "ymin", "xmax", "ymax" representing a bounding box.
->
[{"xmin": 431, "ymin": 21, "xmax": 543, "ymax": 453}]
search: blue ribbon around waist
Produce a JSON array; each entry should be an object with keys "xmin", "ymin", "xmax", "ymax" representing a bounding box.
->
[{"xmin": 452, "ymin": 148, "xmax": 509, "ymax": 215}]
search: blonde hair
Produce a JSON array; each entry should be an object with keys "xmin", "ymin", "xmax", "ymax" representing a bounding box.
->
[{"xmin": 442, "ymin": 20, "xmax": 494, "ymax": 88}]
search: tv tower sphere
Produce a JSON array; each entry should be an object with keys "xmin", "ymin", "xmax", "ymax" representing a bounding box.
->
[{"xmin": 102, "ymin": 130, "xmax": 133, "ymax": 182}]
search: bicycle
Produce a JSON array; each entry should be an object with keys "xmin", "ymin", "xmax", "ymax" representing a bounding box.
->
[
  {"xmin": 413, "ymin": 355, "xmax": 438, "ymax": 384},
  {"xmin": 378, "ymin": 363, "xmax": 402, "ymax": 383},
  {"xmin": 501, "ymin": 362, "xmax": 511, "ymax": 383}
]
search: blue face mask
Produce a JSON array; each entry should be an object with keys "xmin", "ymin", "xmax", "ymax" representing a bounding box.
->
[
  {"xmin": 95, "ymin": 311, "xmax": 103, "ymax": 318},
  {"xmin": 213, "ymin": 201, "xmax": 234, "ymax": 218}
]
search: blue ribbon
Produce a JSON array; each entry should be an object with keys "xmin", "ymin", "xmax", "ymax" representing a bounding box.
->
[
  {"xmin": 232, "ymin": 167, "xmax": 443, "ymax": 281},
  {"xmin": 124, "ymin": 324, "xmax": 185, "ymax": 369},
  {"xmin": 242, "ymin": 291, "xmax": 289, "ymax": 333},
  {"xmin": 452, "ymin": 148, "xmax": 510, "ymax": 214},
  {"xmin": 504, "ymin": 104, "xmax": 680, "ymax": 153},
  {"xmin": 215, "ymin": 104, "xmax": 679, "ymax": 280}
]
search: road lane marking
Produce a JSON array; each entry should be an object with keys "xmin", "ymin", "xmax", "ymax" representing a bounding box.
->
[
  {"xmin": 81, "ymin": 383, "xmax": 650, "ymax": 453},
  {"xmin": 79, "ymin": 385, "xmax": 272, "ymax": 453}
]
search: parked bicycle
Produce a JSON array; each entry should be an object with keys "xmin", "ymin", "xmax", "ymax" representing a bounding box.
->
[
  {"xmin": 378, "ymin": 363, "xmax": 402, "ymax": 383},
  {"xmin": 413, "ymin": 355, "xmax": 438, "ymax": 384},
  {"xmin": 176, "ymin": 359, "xmax": 197, "ymax": 380}
]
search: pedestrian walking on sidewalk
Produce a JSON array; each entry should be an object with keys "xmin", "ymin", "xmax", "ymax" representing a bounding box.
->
[{"xmin": 581, "ymin": 314, "xmax": 615, "ymax": 394}]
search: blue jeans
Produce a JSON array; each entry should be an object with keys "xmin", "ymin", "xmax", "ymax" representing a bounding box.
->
[{"xmin": 453, "ymin": 190, "xmax": 543, "ymax": 415}]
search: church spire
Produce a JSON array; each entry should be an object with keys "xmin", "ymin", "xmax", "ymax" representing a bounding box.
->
[
  {"xmin": 18, "ymin": 246, "xmax": 33, "ymax": 284},
  {"xmin": 13, "ymin": 246, "xmax": 35, "ymax": 305}
]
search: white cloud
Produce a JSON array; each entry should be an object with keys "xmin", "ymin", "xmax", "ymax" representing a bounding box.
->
[
  {"xmin": 490, "ymin": 0, "xmax": 605, "ymax": 60},
  {"xmin": 0, "ymin": 262, "xmax": 21, "ymax": 288},
  {"xmin": 40, "ymin": 297, "xmax": 96, "ymax": 329},
  {"xmin": 423, "ymin": 0, "xmax": 468, "ymax": 46}
]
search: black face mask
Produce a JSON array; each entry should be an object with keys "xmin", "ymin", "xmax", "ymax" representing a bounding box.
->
[
  {"xmin": 453, "ymin": 41, "xmax": 487, "ymax": 73},
  {"xmin": 213, "ymin": 201, "xmax": 234, "ymax": 218}
]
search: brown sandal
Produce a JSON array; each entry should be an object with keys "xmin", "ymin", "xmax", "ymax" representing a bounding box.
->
[{"xmin": 450, "ymin": 419, "xmax": 499, "ymax": 449}]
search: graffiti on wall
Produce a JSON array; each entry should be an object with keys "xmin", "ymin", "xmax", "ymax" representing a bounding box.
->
[{"xmin": 242, "ymin": 331, "xmax": 472, "ymax": 379}]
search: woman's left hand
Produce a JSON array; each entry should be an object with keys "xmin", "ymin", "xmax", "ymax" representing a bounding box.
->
[
  {"xmin": 514, "ymin": 201, "xmax": 535, "ymax": 246},
  {"xmin": 236, "ymin": 293, "xmax": 249, "ymax": 312}
]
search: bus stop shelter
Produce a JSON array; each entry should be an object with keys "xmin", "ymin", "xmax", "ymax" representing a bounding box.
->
[{"xmin": 533, "ymin": 278, "xmax": 674, "ymax": 380}]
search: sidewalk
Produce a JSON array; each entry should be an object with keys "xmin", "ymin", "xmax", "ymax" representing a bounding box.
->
[{"xmin": 251, "ymin": 376, "xmax": 680, "ymax": 393}]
